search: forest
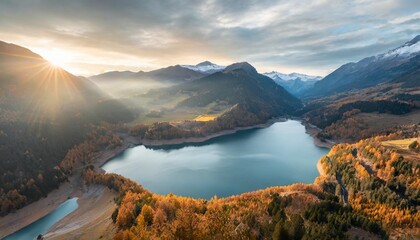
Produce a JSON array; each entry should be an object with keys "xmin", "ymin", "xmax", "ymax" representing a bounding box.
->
[
  {"xmin": 304, "ymin": 100, "xmax": 414, "ymax": 130},
  {"xmin": 318, "ymin": 125, "xmax": 420, "ymax": 231},
  {"xmin": 85, "ymin": 166, "xmax": 386, "ymax": 240},
  {"xmin": 129, "ymin": 104, "xmax": 267, "ymax": 141},
  {"xmin": 303, "ymin": 92, "xmax": 420, "ymax": 143},
  {"xmin": 0, "ymin": 122, "xmax": 123, "ymax": 215}
]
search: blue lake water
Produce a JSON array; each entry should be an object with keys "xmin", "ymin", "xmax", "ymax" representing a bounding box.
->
[
  {"xmin": 103, "ymin": 120, "xmax": 329, "ymax": 199},
  {"xmin": 3, "ymin": 198, "xmax": 78, "ymax": 240}
]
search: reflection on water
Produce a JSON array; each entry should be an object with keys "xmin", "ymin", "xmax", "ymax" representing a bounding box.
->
[{"xmin": 144, "ymin": 128, "xmax": 261, "ymax": 151}]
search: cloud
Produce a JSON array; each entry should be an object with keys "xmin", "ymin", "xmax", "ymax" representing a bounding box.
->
[{"xmin": 0, "ymin": 0, "xmax": 418, "ymax": 76}]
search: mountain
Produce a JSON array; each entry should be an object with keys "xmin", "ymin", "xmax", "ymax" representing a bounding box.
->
[
  {"xmin": 0, "ymin": 41, "xmax": 135, "ymax": 123},
  {"xmin": 0, "ymin": 41, "xmax": 135, "ymax": 216},
  {"xmin": 263, "ymin": 71, "xmax": 322, "ymax": 96},
  {"xmin": 181, "ymin": 61, "xmax": 225, "ymax": 74},
  {"xmin": 391, "ymin": 55, "xmax": 420, "ymax": 88},
  {"xmin": 306, "ymin": 35, "xmax": 420, "ymax": 97},
  {"xmin": 300, "ymin": 37, "xmax": 420, "ymax": 143},
  {"xmin": 0, "ymin": 41, "xmax": 105, "ymax": 118},
  {"xmin": 141, "ymin": 62, "xmax": 302, "ymax": 121}
]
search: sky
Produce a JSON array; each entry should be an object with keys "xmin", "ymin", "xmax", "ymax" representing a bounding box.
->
[{"xmin": 0, "ymin": 0, "xmax": 419, "ymax": 77}]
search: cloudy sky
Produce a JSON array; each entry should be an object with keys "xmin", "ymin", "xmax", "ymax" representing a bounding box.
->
[{"xmin": 0, "ymin": 0, "xmax": 419, "ymax": 76}]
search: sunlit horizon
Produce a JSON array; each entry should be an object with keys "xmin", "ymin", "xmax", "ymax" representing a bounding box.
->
[
  {"xmin": 2, "ymin": 1, "xmax": 417, "ymax": 78},
  {"xmin": 7, "ymin": 38, "xmax": 329, "ymax": 77}
]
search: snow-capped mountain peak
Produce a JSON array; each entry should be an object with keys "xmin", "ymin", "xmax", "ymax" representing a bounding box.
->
[
  {"xmin": 181, "ymin": 61, "xmax": 225, "ymax": 74},
  {"xmin": 263, "ymin": 71, "xmax": 322, "ymax": 96},
  {"xmin": 380, "ymin": 35, "xmax": 420, "ymax": 59},
  {"xmin": 263, "ymin": 71, "xmax": 323, "ymax": 82}
]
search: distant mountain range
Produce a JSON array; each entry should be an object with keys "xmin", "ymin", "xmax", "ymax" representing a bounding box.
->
[
  {"xmin": 89, "ymin": 70, "xmax": 137, "ymax": 81},
  {"xmin": 90, "ymin": 65, "xmax": 205, "ymax": 83},
  {"xmin": 262, "ymin": 72, "xmax": 322, "ymax": 96},
  {"xmin": 263, "ymin": 71, "xmax": 322, "ymax": 82},
  {"xmin": 306, "ymin": 35, "xmax": 420, "ymax": 98},
  {"xmin": 89, "ymin": 64, "xmax": 206, "ymax": 96},
  {"xmin": 135, "ymin": 65, "xmax": 206, "ymax": 82},
  {"xmin": 141, "ymin": 62, "xmax": 302, "ymax": 119},
  {"xmin": 89, "ymin": 34, "xmax": 420, "ymax": 103},
  {"xmin": 90, "ymin": 61, "xmax": 225, "ymax": 83},
  {"xmin": 90, "ymin": 60, "xmax": 321, "ymax": 98},
  {"xmin": 92, "ymin": 60, "xmax": 319, "ymax": 84}
]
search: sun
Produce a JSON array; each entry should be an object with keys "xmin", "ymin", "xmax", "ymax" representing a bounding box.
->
[
  {"xmin": 45, "ymin": 53, "xmax": 67, "ymax": 68},
  {"xmin": 48, "ymin": 59, "xmax": 62, "ymax": 67},
  {"xmin": 34, "ymin": 47, "xmax": 72, "ymax": 68}
]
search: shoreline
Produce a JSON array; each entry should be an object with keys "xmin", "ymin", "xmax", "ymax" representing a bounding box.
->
[
  {"xmin": 316, "ymin": 158, "xmax": 327, "ymax": 177},
  {"xmin": 43, "ymin": 186, "xmax": 117, "ymax": 240},
  {"xmin": 140, "ymin": 117, "xmax": 287, "ymax": 147},
  {"xmin": 0, "ymin": 175, "xmax": 82, "ymax": 238},
  {"xmin": 304, "ymin": 122, "xmax": 335, "ymax": 149},
  {"xmin": 0, "ymin": 138, "xmax": 133, "ymax": 239},
  {"xmin": 0, "ymin": 117, "xmax": 330, "ymax": 239}
]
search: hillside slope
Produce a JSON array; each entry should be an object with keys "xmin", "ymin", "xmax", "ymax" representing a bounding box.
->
[
  {"xmin": 0, "ymin": 41, "xmax": 133, "ymax": 216},
  {"xmin": 0, "ymin": 41, "xmax": 104, "ymax": 118},
  {"xmin": 306, "ymin": 35, "xmax": 420, "ymax": 98}
]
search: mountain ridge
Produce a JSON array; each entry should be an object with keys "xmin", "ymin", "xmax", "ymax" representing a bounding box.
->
[
  {"xmin": 142, "ymin": 61, "xmax": 302, "ymax": 121},
  {"xmin": 306, "ymin": 35, "xmax": 420, "ymax": 98}
]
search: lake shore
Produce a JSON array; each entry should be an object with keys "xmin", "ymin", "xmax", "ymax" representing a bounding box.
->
[
  {"xmin": 0, "ymin": 175, "xmax": 81, "ymax": 238},
  {"xmin": 139, "ymin": 117, "xmax": 288, "ymax": 147},
  {"xmin": 316, "ymin": 158, "xmax": 327, "ymax": 177},
  {"xmin": 43, "ymin": 186, "xmax": 117, "ymax": 240},
  {"xmin": 0, "ymin": 138, "xmax": 134, "ymax": 239},
  {"xmin": 303, "ymin": 122, "xmax": 335, "ymax": 149},
  {"xmin": 0, "ymin": 117, "xmax": 329, "ymax": 239}
]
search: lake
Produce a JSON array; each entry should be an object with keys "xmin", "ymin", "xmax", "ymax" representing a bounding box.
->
[
  {"xmin": 4, "ymin": 198, "xmax": 78, "ymax": 240},
  {"xmin": 102, "ymin": 120, "xmax": 329, "ymax": 199}
]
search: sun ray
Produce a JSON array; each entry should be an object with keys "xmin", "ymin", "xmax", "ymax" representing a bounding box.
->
[{"xmin": 0, "ymin": 52, "xmax": 93, "ymax": 126}]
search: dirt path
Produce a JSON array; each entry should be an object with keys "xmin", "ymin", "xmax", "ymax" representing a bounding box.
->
[{"xmin": 336, "ymin": 173, "xmax": 348, "ymax": 206}]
